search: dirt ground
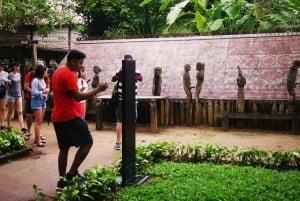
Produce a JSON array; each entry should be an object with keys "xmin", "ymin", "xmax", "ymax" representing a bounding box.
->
[{"xmin": 0, "ymin": 121, "xmax": 300, "ymax": 201}]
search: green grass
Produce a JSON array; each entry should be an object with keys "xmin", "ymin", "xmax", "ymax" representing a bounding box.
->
[{"xmin": 115, "ymin": 162, "xmax": 300, "ymax": 201}]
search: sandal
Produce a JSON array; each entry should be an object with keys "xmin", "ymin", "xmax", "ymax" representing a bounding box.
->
[
  {"xmin": 40, "ymin": 136, "xmax": 46, "ymax": 140},
  {"xmin": 24, "ymin": 133, "xmax": 31, "ymax": 141},
  {"xmin": 24, "ymin": 134, "xmax": 30, "ymax": 141},
  {"xmin": 36, "ymin": 141, "xmax": 45, "ymax": 147},
  {"xmin": 34, "ymin": 139, "xmax": 46, "ymax": 144}
]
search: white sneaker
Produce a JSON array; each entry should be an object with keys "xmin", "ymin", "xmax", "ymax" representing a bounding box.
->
[{"xmin": 114, "ymin": 142, "xmax": 121, "ymax": 150}]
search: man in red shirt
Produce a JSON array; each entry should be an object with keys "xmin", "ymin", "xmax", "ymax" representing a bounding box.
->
[{"xmin": 52, "ymin": 49, "xmax": 108, "ymax": 191}]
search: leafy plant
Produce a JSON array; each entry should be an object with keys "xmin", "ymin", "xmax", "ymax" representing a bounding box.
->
[
  {"xmin": 30, "ymin": 165, "xmax": 117, "ymax": 201},
  {"xmin": 0, "ymin": 128, "xmax": 27, "ymax": 156}
]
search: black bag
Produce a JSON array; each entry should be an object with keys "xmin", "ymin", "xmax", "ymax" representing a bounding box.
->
[
  {"xmin": 0, "ymin": 85, "xmax": 6, "ymax": 99},
  {"xmin": 110, "ymin": 82, "xmax": 119, "ymax": 111}
]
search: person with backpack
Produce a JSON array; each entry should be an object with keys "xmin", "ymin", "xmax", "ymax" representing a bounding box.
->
[{"xmin": 111, "ymin": 55, "xmax": 143, "ymax": 150}]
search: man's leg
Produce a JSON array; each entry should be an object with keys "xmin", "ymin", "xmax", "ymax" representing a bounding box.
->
[
  {"xmin": 116, "ymin": 122, "xmax": 122, "ymax": 144},
  {"xmin": 68, "ymin": 143, "xmax": 92, "ymax": 175},
  {"xmin": 58, "ymin": 148, "xmax": 69, "ymax": 177},
  {"xmin": 26, "ymin": 114, "xmax": 33, "ymax": 133}
]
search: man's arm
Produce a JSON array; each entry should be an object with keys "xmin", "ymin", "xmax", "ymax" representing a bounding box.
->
[{"xmin": 69, "ymin": 82, "xmax": 108, "ymax": 101}]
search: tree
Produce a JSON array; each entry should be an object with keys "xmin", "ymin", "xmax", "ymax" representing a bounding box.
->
[
  {"xmin": 141, "ymin": 0, "xmax": 300, "ymax": 34},
  {"xmin": 0, "ymin": 0, "xmax": 77, "ymax": 35},
  {"xmin": 0, "ymin": 0, "xmax": 78, "ymax": 66},
  {"xmin": 100, "ymin": 0, "xmax": 172, "ymax": 37}
]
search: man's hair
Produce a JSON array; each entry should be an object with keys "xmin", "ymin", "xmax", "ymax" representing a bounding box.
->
[{"xmin": 67, "ymin": 49, "xmax": 86, "ymax": 61}]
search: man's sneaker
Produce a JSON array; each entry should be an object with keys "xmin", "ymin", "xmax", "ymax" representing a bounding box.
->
[
  {"xmin": 66, "ymin": 170, "xmax": 87, "ymax": 181},
  {"xmin": 56, "ymin": 179, "xmax": 67, "ymax": 191},
  {"xmin": 114, "ymin": 142, "xmax": 121, "ymax": 150}
]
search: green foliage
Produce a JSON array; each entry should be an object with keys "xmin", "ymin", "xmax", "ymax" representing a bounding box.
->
[
  {"xmin": 0, "ymin": 128, "xmax": 26, "ymax": 155},
  {"xmin": 116, "ymin": 162, "xmax": 300, "ymax": 201},
  {"xmin": 0, "ymin": 0, "xmax": 77, "ymax": 35},
  {"xmin": 142, "ymin": 0, "xmax": 300, "ymax": 35},
  {"xmin": 30, "ymin": 165, "xmax": 117, "ymax": 201},
  {"xmin": 29, "ymin": 141, "xmax": 300, "ymax": 201},
  {"xmin": 128, "ymin": 142, "xmax": 300, "ymax": 172}
]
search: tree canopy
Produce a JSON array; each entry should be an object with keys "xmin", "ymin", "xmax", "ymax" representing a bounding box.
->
[{"xmin": 0, "ymin": 0, "xmax": 77, "ymax": 35}]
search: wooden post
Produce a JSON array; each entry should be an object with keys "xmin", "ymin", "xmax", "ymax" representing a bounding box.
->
[
  {"xmin": 95, "ymin": 100, "xmax": 103, "ymax": 130},
  {"xmin": 160, "ymin": 100, "xmax": 165, "ymax": 126},
  {"xmin": 271, "ymin": 101, "xmax": 277, "ymax": 130},
  {"xmin": 202, "ymin": 102, "xmax": 207, "ymax": 125},
  {"xmin": 169, "ymin": 100, "xmax": 174, "ymax": 126},
  {"xmin": 149, "ymin": 100, "xmax": 158, "ymax": 132},
  {"xmin": 180, "ymin": 101, "xmax": 185, "ymax": 125},
  {"xmin": 164, "ymin": 99, "xmax": 169, "ymax": 126},
  {"xmin": 278, "ymin": 101, "xmax": 285, "ymax": 129},
  {"xmin": 195, "ymin": 99, "xmax": 200, "ymax": 125},
  {"xmin": 213, "ymin": 100, "xmax": 219, "ymax": 127},
  {"xmin": 252, "ymin": 101, "xmax": 258, "ymax": 128},
  {"xmin": 185, "ymin": 103, "xmax": 189, "ymax": 126},
  {"xmin": 208, "ymin": 100, "xmax": 213, "ymax": 126}
]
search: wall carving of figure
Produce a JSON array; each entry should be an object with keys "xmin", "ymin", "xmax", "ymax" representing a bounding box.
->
[
  {"xmin": 287, "ymin": 60, "xmax": 300, "ymax": 103},
  {"xmin": 236, "ymin": 65, "xmax": 246, "ymax": 113},
  {"xmin": 183, "ymin": 64, "xmax": 192, "ymax": 103},
  {"xmin": 91, "ymin": 65, "xmax": 101, "ymax": 88},
  {"xmin": 195, "ymin": 62, "xmax": 205, "ymax": 102},
  {"xmin": 152, "ymin": 67, "xmax": 162, "ymax": 96}
]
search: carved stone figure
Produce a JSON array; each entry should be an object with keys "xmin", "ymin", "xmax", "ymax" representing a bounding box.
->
[
  {"xmin": 287, "ymin": 60, "xmax": 300, "ymax": 103},
  {"xmin": 91, "ymin": 65, "xmax": 101, "ymax": 88},
  {"xmin": 236, "ymin": 65, "xmax": 246, "ymax": 113},
  {"xmin": 195, "ymin": 62, "xmax": 205, "ymax": 101},
  {"xmin": 152, "ymin": 67, "xmax": 162, "ymax": 96},
  {"xmin": 183, "ymin": 64, "xmax": 192, "ymax": 102}
]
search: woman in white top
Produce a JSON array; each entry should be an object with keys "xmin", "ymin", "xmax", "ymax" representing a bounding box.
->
[
  {"xmin": 0, "ymin": 61, "xmax": 9, "ymax": 129},
  {"xmin": 31, "ymin": 64, "xmax": 49, "ymax": 147},
  {"xmin": 77, "ymin": 70, "xmax": 88, "ymax": 119},
  {"xmin": 6, "ymin": 62, "xmax": 27, "ymax": 132}
]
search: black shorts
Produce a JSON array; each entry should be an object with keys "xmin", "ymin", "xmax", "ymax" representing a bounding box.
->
[
  {"xmin": 53, "ymin": 117, "xmax": 93, "ymax": 149},
  {"xmin": 116, "ymin": 100, "xmax": 122, "ymax": 122},
  {"xmin": 26, "ymin": 99, "xmax": 33, "ymax": 115},
  {"xmin": 116, "ymin": 100, "xmax": 138, "ymax": 122}
]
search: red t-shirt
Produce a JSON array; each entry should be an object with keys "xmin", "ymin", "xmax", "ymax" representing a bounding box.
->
[{"xmin": 51, "ymin": 67, "xmax": 80, "ymax": 122}]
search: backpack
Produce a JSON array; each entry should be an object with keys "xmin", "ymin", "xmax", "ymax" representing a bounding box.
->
[
  {"xmin": 24, "ymin": 71, "xmax": 35, "ymax": 100},
  {"xmin": 110, "ymin": 82, "xmax": 119, "ymax": 111}
]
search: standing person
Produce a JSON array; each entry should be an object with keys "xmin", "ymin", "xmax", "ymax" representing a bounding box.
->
[
  {"xmin": 0, "ymin": 61, "xmax": 9, "ymax": 129},
  {"xmin": 76, "ymin": 70, "xmax": 89, "ymax": 119},
  {"xmin": 111, "ymin": 55, "xmax": 143, "ymax": 150},
  {"xmin": 31, "ymin": 64, "xmax": 49, "ymax": 147},
  {"xmin": 287, "ymin": 60, "xmax": 300, "ymax": 103},
  {"xmin": 52, "ymin": 49, "xmax": 108, "ymax": 190},
  {"xmin": 24, "ymin": 63, "xmax": 50, "ymax": 140},
  {"xmin": 6, "ymin": 62, "xmax": 27, "ymax": 132}
]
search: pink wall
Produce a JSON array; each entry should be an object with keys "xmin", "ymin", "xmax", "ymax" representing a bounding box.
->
[{"xmin": 72, "ymin": 32, "xmax": 300, "ymax": 100}]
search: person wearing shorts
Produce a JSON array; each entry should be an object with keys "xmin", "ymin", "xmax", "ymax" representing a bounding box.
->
[
  {"xmin": 30, "ymin": 64, "xmax": 49, "ymax": 147},
  {"xmin": 24, "ymin": 64, "xmax": 50, "ymax": 141},
  {"xmin": 0, "ymin": 61, "xmax": 9, "ymax": 129},
  {"xmin": 52, "ymin": 49, "xmax": 107, "ymax": 191},
  {"xmin": 6, "ymin": 62, "xmax": 27, "ymax": 132},
  {"xmin": 111, "ymin": 55, "xmax": 142, "ymax": 150}
]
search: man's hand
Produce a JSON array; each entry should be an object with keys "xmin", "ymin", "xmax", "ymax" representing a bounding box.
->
[{"xmin": 97, "ymin": 82, "xmax": 108, "ymax": 92}]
